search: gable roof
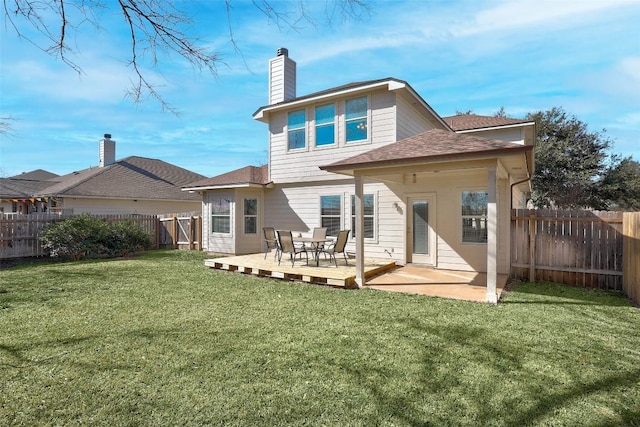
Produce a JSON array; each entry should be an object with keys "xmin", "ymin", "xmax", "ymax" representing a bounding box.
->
[
  {"xmin": 253, "ymin": 78, "xmax": 451, "ymax": 130},
  {"xmin": 320, "ymin": 129, "xmax": 532, "ymax": 173},
  {"xmin": 10, "ymin": 169, "xmax": 59, "ymax": 181},
  {"xmin": 183, "ymin": 165, "xmax": 270, "ymax": 191},
  {"xmin": 36, "ymin": 156, "xmax": 206, "ymax": 201},
  {"xmin": 443, "ymin": 114, "xmax": 534, "ymax": 132},
  {"xmin": 0, "ymin": 177, "xmax": 56, "ymax": 198}
]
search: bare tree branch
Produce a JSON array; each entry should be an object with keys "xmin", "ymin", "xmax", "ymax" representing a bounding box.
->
[{"xmin": 2, "ymin": 0, "xmax": 371, "ymax": 113}]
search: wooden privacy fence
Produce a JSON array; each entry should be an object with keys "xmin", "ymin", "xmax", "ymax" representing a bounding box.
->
[
  {"xmin": 623, "ymin": 212, "xmax": 640, "ymax": 304},
  {"xmin": 511, "ymin": 209, "xmax": 640, "ymax": 295},
  {"xmin": 0, "ymin": 213, "xmax": 202, "ymax": 259}
]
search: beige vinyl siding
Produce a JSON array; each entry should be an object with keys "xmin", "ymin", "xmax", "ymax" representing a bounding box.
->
[
  {"xmin": 57, "ymin": 197, "xmax": 201, "ymax": 216},
  {"xmin": 395, "ymin": 93, "xmax": 439, "ymax": 140},
  {"xmin": 262, "ymin": 181, "xmax": 407, "ymax": 263},
  {"xmin": 465, "ymin": 127, "xmax": 525, "ymax": 145},
  {"xmin": 269, "ymin": 90, "xmax": 398, "ymax": 184},
  {"xmin": 384, "ymin": 166, "xmax": 511, "ymax": 273}
]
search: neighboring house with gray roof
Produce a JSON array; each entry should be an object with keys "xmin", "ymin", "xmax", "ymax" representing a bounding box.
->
[
  {"xmin": 183, "ymin": 48, "xmax": 535, "ymax": 303},
  {"xmin": 1, "ymin": 136, "xmax": 205, "ymax": 215},
  {"xmin": 0, "ymin": 170, "xmax": 60, "ymax": 214}
]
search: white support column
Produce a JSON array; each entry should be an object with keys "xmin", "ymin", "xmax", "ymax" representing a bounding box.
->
[
  {"xmin": 486, "ymin": 166, "xmax": 498, "ymax": 304},
  {"xmin": 354, "ymin": 174, "xmax": 365, "ymax": 288}
]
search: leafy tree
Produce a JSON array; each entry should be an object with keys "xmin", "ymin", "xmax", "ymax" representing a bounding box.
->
[
  {"xmin": 2, "ymin": 0, "xmax": 369, "ymax": 112},
  {"xmin": 527, "ymin": 107, "xmax": 614, "ymax": 209},
  {"xmin": 494, "ymin": 106, "xmax": 507, "ymax": 118},
  {"xmin": 599, "ymin": 157, "xmax": 640, "ymax": 211}
]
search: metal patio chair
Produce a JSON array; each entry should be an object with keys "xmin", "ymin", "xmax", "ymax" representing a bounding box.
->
[
  {"xmin": 263, "ymin": 227, "xmax": 280, "ymax": 259},
  {"xmin": 277, "ymin": 230, "xmax": 308, "ymax": 267},
  {"xmin": 321, "ymin": 229, "xmax": 350, "ymax": 267}
]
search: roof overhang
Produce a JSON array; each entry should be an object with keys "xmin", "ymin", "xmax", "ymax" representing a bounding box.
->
[
  {"xmin": 182, "ymin": 183, "xmax": 274, "ymax": 192},
  {"xmin": 252, "ymin": 79, "xmax": 450, "ymax": 130},
  {"xmin": 454, "ymin": 121, "xmax": 536, "ymax": 134},
  {"xmin": 320, "ymin": 145, "xmax": 532, "ymax": 176}
]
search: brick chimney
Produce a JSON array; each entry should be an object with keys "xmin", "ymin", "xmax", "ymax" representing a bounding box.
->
[
  {"xmin": 268, "ymin": 47, "xmax": 296, "ymax": 104},
  {"xmin": 99, "ymin": 133, "xmax": 115, "ymax": 167}
]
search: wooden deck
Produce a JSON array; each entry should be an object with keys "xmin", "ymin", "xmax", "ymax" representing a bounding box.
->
[
  {"xmin": 204, "ymin": 253, "xmax": 508, "ymax": 303},
  {"xmin": 204, "ymin": 252, "xmax": 395, "ymax": 287}
]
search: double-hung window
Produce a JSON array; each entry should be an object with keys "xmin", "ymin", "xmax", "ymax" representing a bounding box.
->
[
  {"xmin": 345, "ymin": 96, "xmax": 368, "ymax": 142},
  {"xmin": 351, "ymin": 194, "xmax": 375, "ymax": 239},
  {"xmin": 288, "ymin": 109, "xmax": 306, "ymax": 150},
  {"xmin": 243, "ymin": 198, "xmax": 257, "ymax": 234},
  {"xmin": 315, "ymin": 104, "xmax": 335, "ymax": 146},
  {"xmin": 461, "ymin": 191, "xmax": 488, "ymax": 243},
  {"xmin": 211, "ymin": 197, "xmax": 231, "ymax": 234},
  {"xmin": 320, "ymin": 195, "xmax": 341, "ymax": 237}
]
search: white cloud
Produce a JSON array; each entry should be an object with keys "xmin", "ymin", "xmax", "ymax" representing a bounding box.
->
[{"xmin": 452, "ymin": 0, "xmax": 638, "ymax": 37}]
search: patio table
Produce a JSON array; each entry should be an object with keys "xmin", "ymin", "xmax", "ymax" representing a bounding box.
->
[{"xmin": 293, "ymin": 236, "xmax": 333, "ymax": 266}]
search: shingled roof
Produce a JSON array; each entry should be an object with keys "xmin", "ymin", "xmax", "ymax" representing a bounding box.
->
[
  {"xmin": 36, "ymin": 156, "xmax": 206, "ymax": 201},
  {"xmin": 10, "ymin": 169, "xmax": 59, "ymax": 181},
  {"xmin": 320, "ymin": 129, "xmax": 532, "ymax": 172},
  {"xmin": 443, "ymin": 114, "xmax": 534, "ymax": 131},
  {"xmin": 183, "ymin": 165, "xmax": 270, "ymax": 190}
]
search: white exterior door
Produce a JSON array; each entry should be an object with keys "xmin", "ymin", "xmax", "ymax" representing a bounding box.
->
[{"xmin": 408, "ymin": 195, "xmax": 436, "ymax": 265}]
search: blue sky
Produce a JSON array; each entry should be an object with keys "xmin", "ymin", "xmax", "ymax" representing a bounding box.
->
[{"xmin": 1, "ymin": 0, "xmax": 639, "ymax": 178}]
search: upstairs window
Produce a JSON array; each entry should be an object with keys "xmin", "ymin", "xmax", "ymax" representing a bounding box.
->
[
  {"xmin": 345, "ymin": 96, "xmax": 368, "ymax": 142},
  {"xmin": 320, "ymin": 195, "xmax": 341, "ymax": 237},
  {"xmin": 315, "ymin": 104, "xmax": 335, "ymax": 146},
  {"xmin": 288, "ymin": 109, "xmax": 306, "ymax": 150},
  {"xmin": 351, "ymin": 194, "xmax": 375, "ymax": 239},
  {"xmin": 211, "ymin": 197, "xmax": 231, "ymax": 234},
  {"xmin": 461, "ymin": 191, "xmax": 488, "ymax": 243}
]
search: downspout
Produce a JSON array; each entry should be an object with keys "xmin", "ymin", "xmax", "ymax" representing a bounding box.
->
[{"xmin": 510, "ymin": 175, "xmax": 531, "ymax": 210}]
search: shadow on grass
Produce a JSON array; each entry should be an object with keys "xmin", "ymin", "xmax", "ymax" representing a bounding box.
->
[
  {"xmin": 335, "ymin": 318, "xmax": 638, "ymax": 425},
  {"xmin": 502, "ymin": 282, "xmax": 631, "ymax": 307},
  {"xmin": 0, "ymin": 335, "xmax": 96, "ymax": 368}
]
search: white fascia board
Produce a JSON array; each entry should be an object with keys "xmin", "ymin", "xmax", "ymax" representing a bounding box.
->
[
  {"xmin": 455, "ymin": 122, "xmax": 536, "ymax": 133},
  {"xmin": 182, "ymin": 183, "xmax": 271, "ymax": 192},
  {"xmin": 253, "ymin": 80, "xmax": 400, "ymax": 121}
]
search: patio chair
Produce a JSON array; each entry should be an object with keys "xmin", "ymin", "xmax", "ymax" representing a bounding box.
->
[
  {"xmin": 277, "ymin": 230, "xmax": 308, "ymax": 267},
  {"xmin": 263, "ymin": 227, "xmax": 280, "ymax": 260},
  {"xmin": 321, "ymin": 229, "xmax": 350, "ymax": 267},
  {"xmin": 311, "ymin": 227, "xmax": 328, "ymax": 250}
]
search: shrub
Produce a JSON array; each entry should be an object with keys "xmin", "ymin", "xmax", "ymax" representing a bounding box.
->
[{"xmin": 41, "ymin": 215, "xmax": 151, "ymax": 260}]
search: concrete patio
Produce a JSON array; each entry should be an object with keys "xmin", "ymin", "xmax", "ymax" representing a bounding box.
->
[{"xmin": 204, "ymin": 253, "xmax": 507, "ymax": 302}]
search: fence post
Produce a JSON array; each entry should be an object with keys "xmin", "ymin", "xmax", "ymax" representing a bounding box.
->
[
  {"xmin": 529, "ymin": 213, "xmax": 536, "ymax": 282},
  {"xmin": 623, "ymin": 212, "xmax": 640, "ymax": 305},
  {"xmin": 172, "ymin": 214, "xmax": 179, "ymax": 249}
]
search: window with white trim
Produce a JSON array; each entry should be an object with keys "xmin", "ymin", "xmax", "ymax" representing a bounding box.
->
[
  {"xmin": 287, "ymin": 109, "xmax": 306, "ymax": 150},
  {"xmin": 243, "ymin": 198, "xmax": 257, "ymax": 234},
  {"xmin": 345, "ymin": 96, "xmax": 368, "ymax": 142},
  {"xmin": 320, "ymin": 195, "xmax": 341, "ymax": 237},
  {"xmin": 211, "ymin": 197, "xmax": 231, "ymax": 234},
  {"xmin": 461, "ymin": 191, "xmax": 488, "ymax": 243},
  {"xmin": 351, "ymin": 194, "xmax": 375, "ymax": 239},
  {"xmin": 315, "ymin": 103, "xmax": 335, "ymax": 146}
]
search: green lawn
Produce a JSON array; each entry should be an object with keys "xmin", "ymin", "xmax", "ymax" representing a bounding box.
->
[{"xmin": 1, "ymin": 250, "xmax": 638, "ymax": 426}]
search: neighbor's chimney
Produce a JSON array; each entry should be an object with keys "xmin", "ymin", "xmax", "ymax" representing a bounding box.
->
[
  {"xmin": 99, "ymin": 133, "xmax": 115, "ymax": 167},
  {"xmin": 268, "ymin": 47, "xmax": 296, "ymax": 104}
]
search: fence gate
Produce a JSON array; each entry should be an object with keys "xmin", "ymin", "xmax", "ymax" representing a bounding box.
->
[{"xmin": 157, "ymin": 214, "xmax": 201, "ymax": 250}]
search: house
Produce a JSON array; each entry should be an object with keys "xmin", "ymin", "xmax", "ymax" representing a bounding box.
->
[
  {"xmin": 0, "ymin": 135, "xmax": 206, "ymax": 216},
  {"xmin": 183, "ymin": 48, "xmax": 535, "ymax": 303},
  {"xmin": 0, "ymin": 169, "xmax": 60, "ymax": 214}
]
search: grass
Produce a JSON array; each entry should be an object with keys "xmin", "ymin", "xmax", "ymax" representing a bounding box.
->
[{"xmin": 1, "ymin": 250, "xmax": 639, "ymax": 426}]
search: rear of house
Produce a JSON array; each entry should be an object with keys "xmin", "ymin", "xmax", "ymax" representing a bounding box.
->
[{"xmin": 184, "ymin": 49, "xmax": 534, "ymax": 299}]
